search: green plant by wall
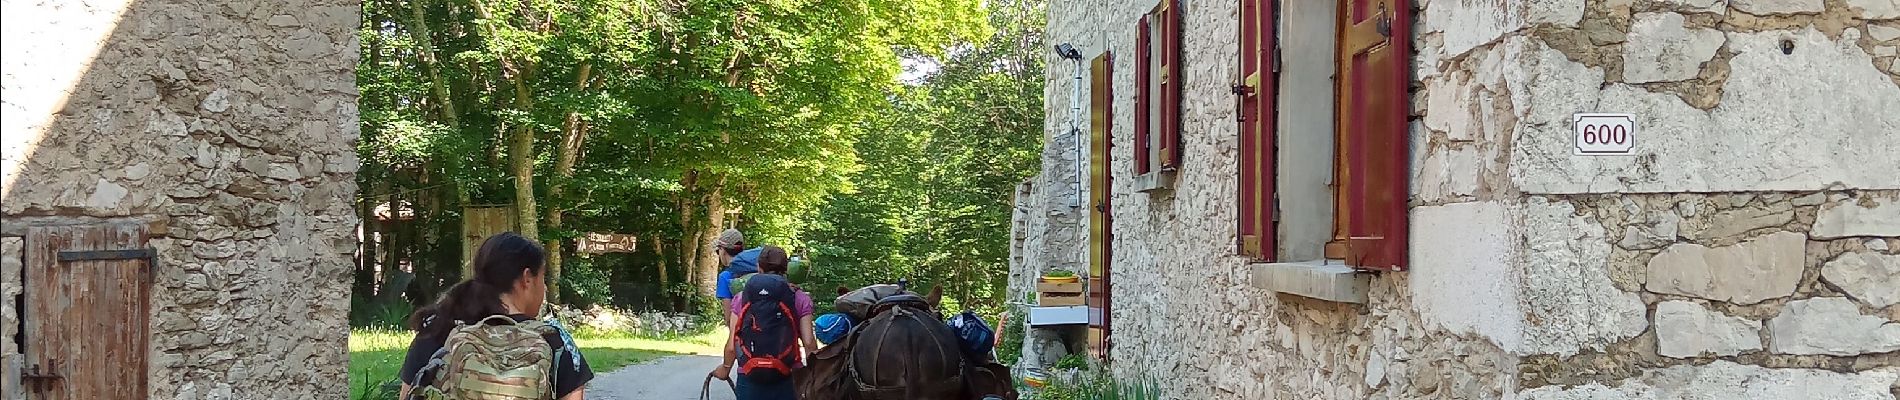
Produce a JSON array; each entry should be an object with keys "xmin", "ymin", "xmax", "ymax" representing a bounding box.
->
[
  {"xmin": 348, "ymin": 296, "xmax": 415, "ymax": 329},
  {"xmin": 1031, "ymin": 368, "xmax": 1161, "ymax": 400},
  {"xmin": 998, "ymin": 306, "xmax": 1028, "ymax": 365},
  {"xmin": 1053, "ymin": 353, "xmax": 1089, "ymax": 370},
  {"xmin": 559, "ymin": 256, "xmax": 615, "ymax": 308}
]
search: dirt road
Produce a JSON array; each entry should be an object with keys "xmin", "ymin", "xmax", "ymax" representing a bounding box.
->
[{"xmin": 589, "ymin": 355, "xmax": 738, "ymax": 400}]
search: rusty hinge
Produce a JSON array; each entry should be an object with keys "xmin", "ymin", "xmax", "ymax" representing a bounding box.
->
[
  {"xmin": 58, "ymin": 248, "xmax": 157, "ymax": 286},
  {"xmin": 23, "ymin": 359, "xmax": 64, "ymax": 394},
  {"xmin": 57, "ymin": 248, "xmax": 155, "ymax": 262},
  {"xmin": 1273, "ymin": 194, "xmax": 1281, "ymax": 223},
  {"xmin": 1273, "ymin": 44, "xmax": 1283, "ymax": 74}
]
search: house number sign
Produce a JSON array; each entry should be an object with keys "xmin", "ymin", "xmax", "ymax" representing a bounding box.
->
[{"xmin": 1573, "ymin": 113, "xmax": 1637, "ymax": 155}]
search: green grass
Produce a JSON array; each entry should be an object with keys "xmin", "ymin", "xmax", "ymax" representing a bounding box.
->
[
  {"xmin": 348, "ymin": 327, "xmax": 727, "ymax": 400},
  {"xmin": 349, "ymin": 328, "xmax": 409, "ymax": 400}
]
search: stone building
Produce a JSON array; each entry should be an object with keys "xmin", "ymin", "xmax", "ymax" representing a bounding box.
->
[
  {"xmin": 1010, "ymin": 0, "xmax": 1900, "ymax": 398},
  {"xmin": 2, "ymin": 0, "xmax": 359, "ymax": 398}
]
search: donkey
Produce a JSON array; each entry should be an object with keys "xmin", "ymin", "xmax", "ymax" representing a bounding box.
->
[{"xmin": 797, "ymin": 286, "xmax": 1016, "ymax": 400}]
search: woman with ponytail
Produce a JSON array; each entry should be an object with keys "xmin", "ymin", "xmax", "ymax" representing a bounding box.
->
[{"xmin": 396, "ymin": 232, "xmax": 594, "ymax": 400}]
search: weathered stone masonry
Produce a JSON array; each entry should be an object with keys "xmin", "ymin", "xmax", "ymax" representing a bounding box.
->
[
  {"xmin": 2, "ymin": 0, "xmax": 359, "ymax": 398},
  {"xmin": 1016, "ymin": 0, "xmax": 1900, "ymax": 398}
]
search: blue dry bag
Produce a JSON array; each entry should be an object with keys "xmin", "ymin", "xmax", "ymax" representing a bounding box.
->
[
  {"xmin": 815, "ymin": 313, "xmax": 853, "ymax": 345},
  {"xmin": 947, "ymin": 310, "xmax": 995, "ymax": 355}
]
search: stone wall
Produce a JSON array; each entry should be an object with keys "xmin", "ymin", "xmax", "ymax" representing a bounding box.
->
[
  {"xmin": 1, "ymin": 0, "xmax": 359, "ymax": 398},
  {"xmin": 1021, "ymin": 0, "xmax": 1520, "ymax": 398},
  {"xmin": 1510, "ymin": 192, "xmax": 1900, "ymax": 398},
  {"xmin": 1412, "ymin": 0, "xmax": 1900, "ymax": 397},
  {"xmin": 1016, "ymin": 0, "xmax": 1900, "ymax": 398}
]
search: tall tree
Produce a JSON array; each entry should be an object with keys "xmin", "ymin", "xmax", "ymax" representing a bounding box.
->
[
  {"xmin": 806, "ymin": 0, "xmax": 1047, "ymax": 314},
  {"xmin": 353, "ymin": 0, "xmax": 993, "ymax": 313}
]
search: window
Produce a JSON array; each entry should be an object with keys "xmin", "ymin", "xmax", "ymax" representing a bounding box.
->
[
  {"xmin": 1087, "ymin": 51, "xmax": 1114, "ymax": 359},
  {"xmin": 1238, "ymin": 0, "xmax": 1411, "ymax": 271},
  {"xmin": 1133, "ymin": 0, "xmax": 1182, "ymax": 183}
]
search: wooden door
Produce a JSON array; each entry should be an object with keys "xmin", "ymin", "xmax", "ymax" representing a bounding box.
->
[
  {"xmin": 1335, "ymin": 0, "xmax": 1411, "ymax": 270},
  {"xmin": 21, "ymin": 224, "xmax": 151, "ymax": 400}
]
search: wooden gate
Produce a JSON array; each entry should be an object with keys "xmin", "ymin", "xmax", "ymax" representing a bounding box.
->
[
  {"xmin": 461, "ymin": 205, "xmax": 516, "ymax": 277},
  {"xmin": 21, "ymin": 224, "xmax": 152, "ymax": 400}
]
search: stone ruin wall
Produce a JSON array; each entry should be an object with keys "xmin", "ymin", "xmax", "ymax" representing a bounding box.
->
[
  {"xmin": 1016, "ymin": 0, "xmax": 1900, "ymax": 398},
  {"xmin": 1, "ymin": 0, "xmax": 360, "ymax": 398}
]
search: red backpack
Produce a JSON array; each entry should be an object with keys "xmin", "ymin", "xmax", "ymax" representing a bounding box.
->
[{"xmin": 735, "ymin": 274, "xmax": 801, "ymax": 382}]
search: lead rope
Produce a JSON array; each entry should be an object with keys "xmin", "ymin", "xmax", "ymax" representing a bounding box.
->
[{"xmin": 701, "ymin": 373, "xmax": 735, "ymax": 400}]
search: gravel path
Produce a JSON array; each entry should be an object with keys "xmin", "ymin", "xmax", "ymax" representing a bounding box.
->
[{"xmin": 588, "ymin": 355, "xmax": 737, "ymax": 400}]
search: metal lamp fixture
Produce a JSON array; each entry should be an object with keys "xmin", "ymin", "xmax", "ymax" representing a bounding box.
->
[
  {"xmin": 1056, "ymin": 42, "xmax": 1085, "ymax": 209},
  {"xmin": 1054, "ymin": 43, "xmax": 1082, "ymax": 60}
]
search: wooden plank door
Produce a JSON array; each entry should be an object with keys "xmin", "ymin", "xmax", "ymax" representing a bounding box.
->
[
  {"xmin": 22, "ymin": 224, "xmax": 151, "ymax": 400},
  {"xmin": 461, "ymin": 206, "xmax": 516, "ymax": 277}
]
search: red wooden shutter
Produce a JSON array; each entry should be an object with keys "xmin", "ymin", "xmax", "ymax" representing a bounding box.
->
[
  {"xmin": 1087, "ymin": 52, "xmax": 1115, "ymax": 359},
  {"xmin": 1135, "ymin": 17, "xmax": 1153, "ymax": 175},
  {"xmin": 1237, "ymin": 0, "xmax": 1276, "ymax": 260},
  {"xmin": 1339, "ymin": 0, "xmax": 1411, "ymax": 270},
  {"xmin": 1159, "ymin": 0, "xmax": 1184, "ymax": 170}
]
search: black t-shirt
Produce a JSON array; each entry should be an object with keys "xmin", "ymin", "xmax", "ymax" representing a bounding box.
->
[{"xmin": 398, "ymin": 314, "xmax": 594, "ymax": 398}]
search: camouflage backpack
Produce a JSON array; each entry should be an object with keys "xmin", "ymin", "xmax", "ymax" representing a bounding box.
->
[{"xmin": 414, "ymin": 315, "xmax": 559, "ymax": 400}]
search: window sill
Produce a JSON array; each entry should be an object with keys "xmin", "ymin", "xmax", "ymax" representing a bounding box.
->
[
  {"xmin": 1028, "ymin": 305, "xmax": 1090, "ymax": 327},
  {"xmin": 1248, "ymin": 260, "xmax": 1371, "ymax": 304},
  {"xmin": 1133, "ymin": 170, "xmax": 1177, "ymax": 193}
]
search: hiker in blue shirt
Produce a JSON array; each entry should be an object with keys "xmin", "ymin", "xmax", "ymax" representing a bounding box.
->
[{"xmin": 712, "ymin": 229, "xmax": 764, "ymax": 311}]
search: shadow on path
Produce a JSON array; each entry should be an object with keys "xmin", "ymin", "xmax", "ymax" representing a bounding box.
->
[{"xmin": 590, "ymin": 355, "xmax": 736, "ymax": 400}]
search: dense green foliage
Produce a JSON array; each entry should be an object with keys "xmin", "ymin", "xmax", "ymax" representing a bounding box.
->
[
  {"xmin": 351, "ymin": 0, "xmax": 1043, "ymax": 327},
  {"xmin": 800, "ymin": 0, "xmax": 1046, "ymax": 319}
]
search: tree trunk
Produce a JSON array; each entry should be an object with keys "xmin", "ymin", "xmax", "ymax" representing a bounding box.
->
[
  {"xmin": 379, "ymin": 184, "xmax": 419, "ymax": 303},
  {"xmin": 676, "ymin": 171, "xmax": 701, "ymax": 295},
  {"xmin": 508, "ymin": 80, "xmax": 538, "ymax": 243},
  {"xmin": 404, "ymin": 0, "xmax": 459, "ymax": 129},
  {"xmin": 473, "ymin": 2, "xmax": 540, "ymax": 246},
  {"xmin": 486, "ymin": 75, "xmax": 507, "ymax": 167},
  {"xmin": 653, "ymin": 235, "xmax": 669, "ymax": 287},
  {"xmin": 355, "ymin": 8, "xmax": 386, "ymax": 300},
  {"xmin": 683, "ymin": 43, "xmax": 750, "ymax": 297},
  {"xmin": 696, "ymin": 181, "xmax": 725, "ymax": 297},
  {"xmin": 543, "ymin": 63, "xmax": 594, "ymax": 303},
  {"xmin": 652, "ymin": 235, "xmax": 674, "ymax": 310},
  {"xmin": 381, "ymin": 185, "xmax": 402, "ymax": 297},
  {"xmin": 356, "ymin": 192, "xmax": 378, "ymax": 296}
]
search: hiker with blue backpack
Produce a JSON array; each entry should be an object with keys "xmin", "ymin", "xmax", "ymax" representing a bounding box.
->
[
  {"xmin": 711, "ymin": 229, "xmax": 763, "ymax": 315},
  {"xmin": 397, "ymin": 232, "xmax": 594, "ymax": 400},
  {"xmin": 710, "ymin": 245, "xmax": 819, "ymax": 400}
]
